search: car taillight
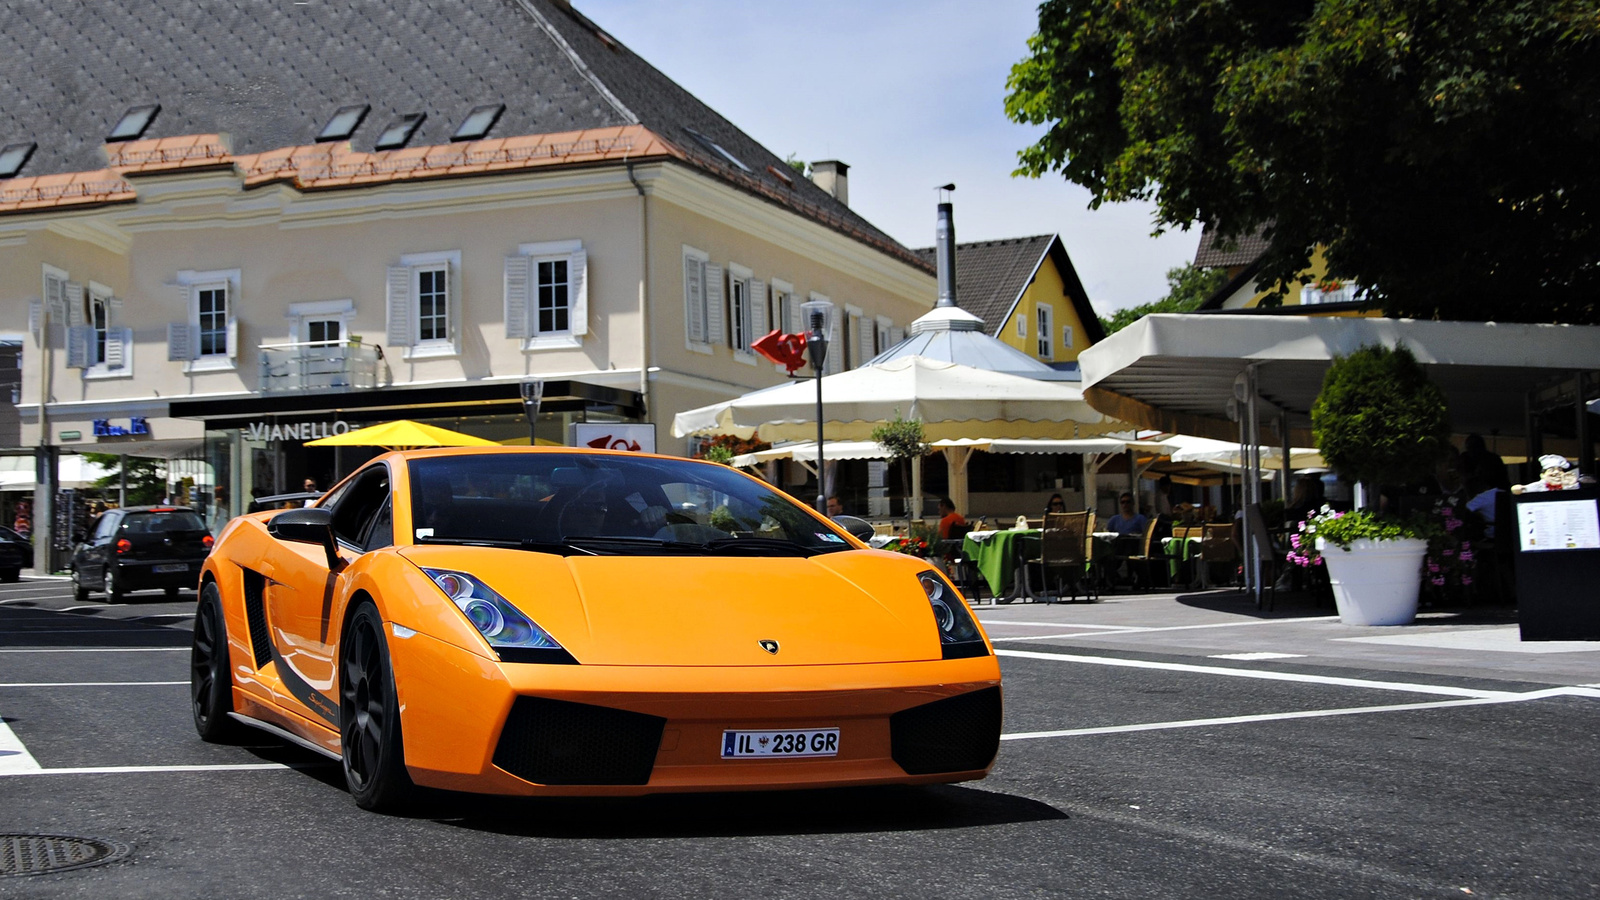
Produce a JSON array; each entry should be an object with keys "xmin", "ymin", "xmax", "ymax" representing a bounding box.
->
[
  {"xmin": 115, "ymin": 538, "xmax": 132, "ymax": 554},
  {"xmin": 202, "ymin": 534, "xmax": 214, "ymax": 548}
]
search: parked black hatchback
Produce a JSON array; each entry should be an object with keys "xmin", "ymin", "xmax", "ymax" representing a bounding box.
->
[
  {"xmin": 0, "ymin": 525, "xmax": 28, "ymax": 582},
  {"xmin": 70, "ymin": 506, "xmax": 212, "ymax": 602}
]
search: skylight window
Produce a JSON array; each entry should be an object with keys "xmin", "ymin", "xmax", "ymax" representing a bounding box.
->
[
  {"xmin": 108, "ymin": 105, "xmax": 160, "ymax": 142},
  {"xmin": 451, "ymin": 104, "xmax": 505, "ymax": 142},
  {"xmin": 0, "ymin": 142, "xmax": 36, "ymax": 178},
  {"xmin": 374, "ymin": 113, "xmax": 426, "ymax": 151},
  {"xmin": 683, "ymin": 126, "xmax": 750, "ymax": 173},
  {"xmin": 317, "ymin": 104, "xmax": 370, "ymax": 142}
]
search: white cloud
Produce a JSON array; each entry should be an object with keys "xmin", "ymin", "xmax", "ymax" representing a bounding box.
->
[{"xmin": 576, "ymin": 0, "xmax": 1199, "ymax": 313}]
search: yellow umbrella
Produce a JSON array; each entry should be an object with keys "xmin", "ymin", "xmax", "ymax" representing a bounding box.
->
[
  {"xmin": 303, "ymin": 419, "xmax": 498, "ymax": 450},
  {"xmin": 496, "ymin": 436, "xmax": 566, "ymax": 446}
]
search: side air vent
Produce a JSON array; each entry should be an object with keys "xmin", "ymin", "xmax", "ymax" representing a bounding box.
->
[
  {"xmin": 492, "ymin": 697, "xmax": 665, "ymax": 786},
  {"xmin": 239, "ymin": 568, "xmax": 272, "ymax": 670},
  {"xmin": 890, "ymin": 687, "xmax": 1002, "ymax": 775}
]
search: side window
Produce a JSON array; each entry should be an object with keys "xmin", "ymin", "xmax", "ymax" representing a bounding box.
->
[
  {"xmin": 360, "ymin": 496, "xmax": 394, "ymax": 552},
  {"xmin": 94, "ymin": 514, "xmax": 119, "ymax": 541},
  {"xmin": 329, "ymin": 465, "xmax": 391, "ymax": 548}
]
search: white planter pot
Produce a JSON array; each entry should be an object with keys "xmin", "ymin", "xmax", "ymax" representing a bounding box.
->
[{"xmin": 1317, "ymin": 537, "xmax": 1428, "ymax": 626}]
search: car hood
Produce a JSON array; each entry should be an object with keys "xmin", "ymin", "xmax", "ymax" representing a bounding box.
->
[{"xmin": 396, "ymin": 544, "xmax": 946, "ymax": 666}]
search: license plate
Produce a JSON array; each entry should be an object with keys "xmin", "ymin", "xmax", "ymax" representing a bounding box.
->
[
  {"xmin": 152, "ymin": 564, "xmax": 189, "ymax": 573},
  {"xmin": 721, "ymin": 728, "xmax": 839, "ymax": 759}
]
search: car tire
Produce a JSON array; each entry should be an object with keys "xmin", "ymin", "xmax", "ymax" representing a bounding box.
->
[
  {"xmin": 165, "ymin": 585, "xmax": 180, "ymax": 599},
  {"xmin": 0, "ymin": 568, "xmax": 18, "ymax": 583},
  {"xmin": 339, "ymin": 601, "xmax": 415, "ymax": 813},
  {"xmin": 105, "ymin": 565, "xmax": 125, "ymax": 603},
  {"xmin": 191, "ymin": 582, "xmax": 240, "ymax": 742},
  {"xmin": 71, "ymin": 567, "xmax": 90, "ymax": 603}
]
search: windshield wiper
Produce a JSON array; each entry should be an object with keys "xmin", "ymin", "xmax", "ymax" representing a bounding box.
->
[
  {"xmin": 699, "ymin": 537, "xmax": 824, "ymax": 557},
  {"xmin": 414, "ymin": 535, "xmax": 594, "ymax": 556}
]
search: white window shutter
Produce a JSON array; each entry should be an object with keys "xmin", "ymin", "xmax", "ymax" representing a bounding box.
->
[
  {"xmin": 569, "ymin": 247, "xmax": 588, "ymax": 336},
  {"xmin": 856, "ymin": 314, "xmax": 872, "ymax": 366},
  {"xmin": 66, "ymin": 325, "xmax": 91, "ymax": 368},
  {"xmin": 825, "ymin": 315, "xmax": 841, "ymax": 374},
  {"xmin": 226, "ymin": 316, "xmax": 239, "ymax": 359},
  {"xmin": 106, "ymin": 327, "xmax": 131, "ymax": 371},
  {"xmin": 684, "ymin": 256, "xmax": 704, "ymax": 342},
  {"xmin": 448, "ymin": 259, "xmax": 460, "ymax": 345},
  {"xmin": 65, "ymin": 282, "xmax": 86, "ymax": 327},
  {"xmin": 167, "ymin": 322, "xmax": 195, "ymax": 361},
  {"xmin": 788, "ymin": 295, "xmax": 803, "ymax": 334},
  {"xmin": 748, "ymin": 278, "xmax": 767, "ymax": 343},
  {"xmin": 704, "ymin": 263, "xmax": 725, "ymax": 346},
  {"xmin": 504, "ymin": 255, "xmax": 530, "ymax": 340},
  {"xmin": 890, "ymin": 325, "xmax": 904, "ymax": 345},
  {"xmin": 107, "ymin": 296, "xmax": 123, "ymax": 328},
  {"xmin": 386, "ymin": 265, "xmax": 412, "ymax": 346},
  {"xmin": 28, "ymin": 301, "xmax": 40, "ymax": 344}
]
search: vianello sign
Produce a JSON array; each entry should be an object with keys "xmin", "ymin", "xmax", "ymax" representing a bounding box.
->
[{"xmin": 244, "ymin": 420, "xmax": 355, "ymax": 443}]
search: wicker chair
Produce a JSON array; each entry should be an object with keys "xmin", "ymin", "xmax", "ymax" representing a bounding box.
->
[
  {"xmin": 1024, "ymin": 511, "xmax": 1094, "ymax": 603},
  {"xmin": 1197, "ymin": 522, "xmax": 1239, "ymax": 588},
  {"xmin": 1122, "ymin": 517, "xmax": 1168, "ymax": 590}
]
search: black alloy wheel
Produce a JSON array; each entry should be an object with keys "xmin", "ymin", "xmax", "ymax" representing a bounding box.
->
[
  {"xmin": 191, "ymin": 582, "xmax": 239, "ymax": 741},
  {"xmin": 339, "ymin": 602, "xmax": 414, "ymax": 812},
  {"xmin": 0, "ymin": 567, "xmax": 18, "ymax": 583},
  {"xmin": 71, "ymin": 567, "xmax": 90, "ymax": 603}
]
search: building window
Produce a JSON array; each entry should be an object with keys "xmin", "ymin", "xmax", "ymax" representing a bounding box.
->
[
  {"xmin": 1036, "ymin": 305, "xmax": 1053, "ymax": 359},
  {"xmin": 1062, "ymin": 325, "xmax": 1074, "ymax": 351},
  {"xmin": 682, "ymin": 246, "xmax": 721, "ymax": 352},
  {"xmin": 416, "ymin": 267, "xmax": 448, "ymax": 342},
  {"xmin": 537, "ymin": 259, "xmax": 569, "ymax": 334},
  {"xmin": 1016, "ymin": 314, "xmax": 1027, "ymax": 338},
  {"xmin": 771, "ymin": 279, "xmax": 796, "ymax": 336},
  {"xmin": 89, "ymin": 291, "xmax": 110, "ymax": 365},
  {"xmin": 306, "ymin": 318, "xmax": 342, "ymax": 344},
  {"xmin": 729, "ymin": 272, "xmax": 750, "ymax": 351},
  {"xmin": 197, "ymin": 285, "xmax": 229, "ymax": 356}
]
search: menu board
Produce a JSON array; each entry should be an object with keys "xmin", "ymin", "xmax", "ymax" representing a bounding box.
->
[{"xmin": 1517, "ymin": 498, "xmax": 1600, "ymax": 552}]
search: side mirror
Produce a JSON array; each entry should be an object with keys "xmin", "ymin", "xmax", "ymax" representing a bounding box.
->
[
  {"xmin": 830, "ymin": 514, "xmax": 876, "ymax": 542},
  {"xmin": 268, "ymin": 507, "xmax": 340, "ymax": 569}
]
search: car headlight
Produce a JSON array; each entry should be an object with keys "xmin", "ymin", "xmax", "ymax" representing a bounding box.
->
[
  {"xmin": 918, "ymin": 572, "xmax": 989, "ymax": 660},
  {"xmin": 422, "ymin": 568, "xmax": 577, "ymax": 664}
]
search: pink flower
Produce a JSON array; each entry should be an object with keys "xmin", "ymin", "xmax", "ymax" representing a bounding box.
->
[
  {"xmin": 1440, "ymin": 507, "xmax": 1454, "ymax": 517},
  {"xmin": 1459, "ymin": 551, "xmax": 1473, "ymax": 562},
  {"xmin": 1461, "ymin": 576, "xmax": 1473, "ymax": 585},
  {"xmin": 1431, "ymin": 576, "xmax": 1446, "ymax": 586},
  {"xmin": 1460, "ymin": 542, "xmax": 1471, "ymax": 551},
  {"xmin": 1290, "ymin": 535, "xmax": 1301, "ymax": 548}
]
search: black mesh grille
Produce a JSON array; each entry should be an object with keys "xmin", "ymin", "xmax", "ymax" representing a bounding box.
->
[
  {"xmin": 493, "ymin": 697, "xmax": 665, "ymax": 786},
  {"xmin": 890, "ymin": 687, "xmax": 1002, "ymax": 775},
  {"xmin": 239, "ymin": 568, "xmax": 272, "ymax": 670}
]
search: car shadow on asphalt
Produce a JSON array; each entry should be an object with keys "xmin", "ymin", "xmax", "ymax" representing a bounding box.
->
[
  {"xmin": 409, "ymin": 783, "xmax": 1067, "ymax": 837},
  {"xmin": 0, "ymin": 603, "xmax": 191, "ymax": 648}
]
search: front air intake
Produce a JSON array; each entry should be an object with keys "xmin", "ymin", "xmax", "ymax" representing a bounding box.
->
[
  {"xmin": 890, "ymin": 687, "xmax": 1002, "ymax": 775},
  {"xmin": 492, "ymin": 697, "xmax": 665, "ymax": 786}
]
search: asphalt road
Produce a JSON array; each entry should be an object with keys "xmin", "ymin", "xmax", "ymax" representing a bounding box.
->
[{"xmin": 2, "ymin": 577, "xmax": 1598, "ymax": 899}]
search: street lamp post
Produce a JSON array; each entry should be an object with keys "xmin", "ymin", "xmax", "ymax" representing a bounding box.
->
[{"xmin": 801, "ymin": 297, "xmax": 836, "ymax": 513}]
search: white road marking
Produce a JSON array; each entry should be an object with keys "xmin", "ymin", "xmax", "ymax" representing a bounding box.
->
[
  {"xmin": 0, "ymin": 763, "xmax": 327, "ymax": 777},
  {"xmin": 0, "ymin": 681, "xmax": 187, "ymax": 688},
  {"xmin": 0, "ymin": 717, "xmax": 42, "ymax": 773},
  {"xmin": 0, "ymin": 647, "xmax": 186, "ymax": 653},
  {"xmin": 996, "ymin": 648, "xmax": 1519, "ymax": 699},
  {"xmin": 1001, "ymin": 686, "xmax": 1600, "ymax": 741},
  {"xmin": 1209, "ymin": 652, "xmax": 1306, "ymax": 661},
  {"xmin": 978, "ymin": 621, "xmax": 1134, "ymax": 630},
  {"xmin": 990, "ymin": 633, "xmax": 1124, "ymax": 643}
]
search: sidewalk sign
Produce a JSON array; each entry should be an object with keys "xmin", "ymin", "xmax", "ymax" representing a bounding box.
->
[{"xmin": 1514, "ymin": 486, "xmax": 1600, "ymax": 641}]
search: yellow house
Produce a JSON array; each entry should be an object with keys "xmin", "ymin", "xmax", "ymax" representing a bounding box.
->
[
  {"xmin": 1194, "ymin": 226, "xmax": 1377, "ymax": 316},
  {"xmin": 913, "ymin": 234, "xmax": 1104, "ymax": 375}
]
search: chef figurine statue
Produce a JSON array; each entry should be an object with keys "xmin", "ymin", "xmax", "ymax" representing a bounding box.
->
[{"xmin": 1511, "ymin": 454, "xmax": 1583, "ymax": 493}]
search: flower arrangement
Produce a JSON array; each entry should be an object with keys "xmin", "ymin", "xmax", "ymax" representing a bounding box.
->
[
  {"xmin": 1424, "ymin": 497, "xmax": 1483, "ymax": 591},
  {"xmin": 1286, "ymin": 504, "xmax": 1440, "ymax": 568},
  {"xmin": 884, "ymin": 535, "xmax": 931, "ymax": 558}
]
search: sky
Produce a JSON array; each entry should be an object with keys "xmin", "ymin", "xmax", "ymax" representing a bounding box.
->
[{"xmin": 577, "ymin": 0, "xmax": 1202, "ymax": 315}]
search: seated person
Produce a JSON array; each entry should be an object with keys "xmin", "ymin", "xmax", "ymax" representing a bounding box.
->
[
  {"xmin": 936, "ymin": 497, "xmax": 967, "ymax": 540},
  {"xmin": 1106, "ymin": 492, "xmax": 1148, "ymax": 537},
  {"xmin": 1044, "ymin": 493, "xmax": 1067, "ymax": 516}
]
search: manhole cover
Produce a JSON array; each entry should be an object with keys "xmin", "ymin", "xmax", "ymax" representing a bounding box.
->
[{"xmin": 0, "ymin": 834, "xmax": 129, "ymax": 877}]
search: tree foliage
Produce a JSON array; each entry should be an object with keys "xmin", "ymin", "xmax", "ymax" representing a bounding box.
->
[
  {"xmin": 870, "ymin": 412, "xmax": 930, "ymax": 461},
  {"xmin": 1007, "ymin": 0, "xmax": 1600, "ymax": 324},
  {"xmin": 1312, "ymin": 345, "xmax": 1451, "ymax": 491},
  {"xmin": 82, "ymin": 453, "xmax": 166, "ymax": 505},
  {"xmin": 1100, "ymin": 262, "xmax": 1227, "ymax": 334}
]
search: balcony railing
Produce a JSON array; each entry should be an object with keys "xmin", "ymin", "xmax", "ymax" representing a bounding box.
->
[{"xmin": 258, "ymin": 341, "xmax": 380, "ymax": 394}]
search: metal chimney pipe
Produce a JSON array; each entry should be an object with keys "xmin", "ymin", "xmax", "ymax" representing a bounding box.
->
[{"xmin": 935, "ymin": 201, "xmax": 957, "ymax": 308}]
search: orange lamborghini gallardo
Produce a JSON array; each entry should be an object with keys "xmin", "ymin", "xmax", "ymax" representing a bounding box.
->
[{"xmin": 191, "ymin": 448, "xmax": 1001, "ymax": 811}]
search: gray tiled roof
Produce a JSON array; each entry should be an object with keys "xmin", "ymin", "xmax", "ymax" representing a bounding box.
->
[
  {"xmin": 913, "ymin": 235, "xmax": 1055, "ymax": 334},
  {"xmin": 0, "ymin": 0, "xmax": 920, "ymax": 268},
  {"xmin": 1193, "ymin": 223, "xmax": 1270, "ymax": 268}
]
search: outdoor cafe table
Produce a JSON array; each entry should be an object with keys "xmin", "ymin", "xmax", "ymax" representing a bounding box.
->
[{"xmin": 962, "ymin": 528, "xmax": 1040, "ymax": 599}]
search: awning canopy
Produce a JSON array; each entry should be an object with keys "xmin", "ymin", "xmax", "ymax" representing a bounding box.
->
[
  {"xmin": 0, "ymin": 455, "xmax": 112, "ymax": 491},
  {"xmin": 1080, "ymin": 315, "xmax": 1600, "ymax": 444}
]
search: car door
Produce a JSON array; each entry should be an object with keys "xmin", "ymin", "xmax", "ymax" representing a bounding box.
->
[
  {"xmin": 79, "ymin": 512, "xmax": 121, "ymax": 588},
  {"xmin": 262, "ymin": 465, "xmax": 392, "ymax": 720}
]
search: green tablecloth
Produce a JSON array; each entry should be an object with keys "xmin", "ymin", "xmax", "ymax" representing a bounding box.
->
[
  {"xmin": 1163, "ymin": 537, "xmax": 1201, "ymax": 583},
  {"xmin": 963, "ymin": 529, "xmax": 1039, "ymax": 597}
]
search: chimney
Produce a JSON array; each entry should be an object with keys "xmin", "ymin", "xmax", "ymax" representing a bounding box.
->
[
  {"xmin": 935, "ymin": 200, "xmax": 957, "ymax": 308},
  {"xmin": 810, "ymin": 160, "xmax": 849, "ymax": 206}
]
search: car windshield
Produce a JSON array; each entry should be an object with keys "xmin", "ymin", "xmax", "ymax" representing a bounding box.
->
[
  {"xmin": 407, "ymin": 453, "xmax": 852, "ymax": 557},
  {"xmin": 121, "ymin": 510, "xmax": 207, "ymax": 533}
]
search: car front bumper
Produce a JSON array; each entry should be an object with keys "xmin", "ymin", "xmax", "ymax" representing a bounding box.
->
[{"xmin": 387, "ymin": 627, "xmax": 1003, "ymax": 797}]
